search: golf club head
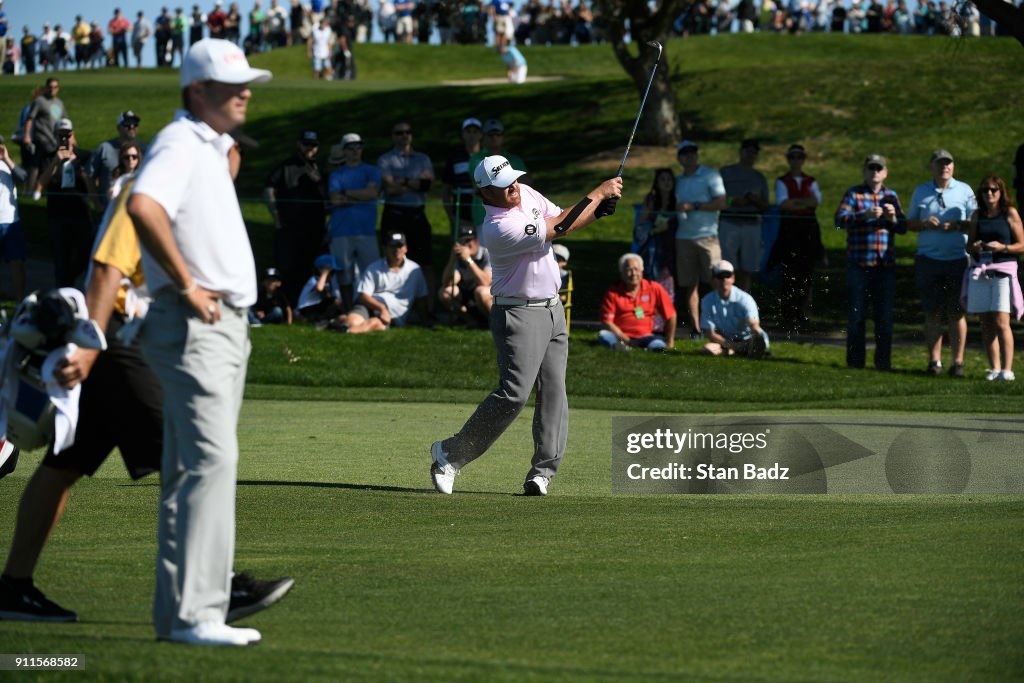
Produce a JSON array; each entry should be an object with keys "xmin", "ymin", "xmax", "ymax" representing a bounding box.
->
[{"xmin": 647, "ymin": 41, "xmax": 663, "ymax": 59}]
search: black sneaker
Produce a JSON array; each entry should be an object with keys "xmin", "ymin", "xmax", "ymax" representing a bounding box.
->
[
  {"xmin": 949, "ymin": 362, "xmax": 965, "ymax": 379},
  {"xmin": 0, "ymin": 577, "xmax": 78, "ymax": 622},
  {"xmin": 926, "ymin": 360, "xmax": 943, "ymax": 376},
  {"xmin": 226, "ymin": 573, "xmax": 294, "ymax": 623}
]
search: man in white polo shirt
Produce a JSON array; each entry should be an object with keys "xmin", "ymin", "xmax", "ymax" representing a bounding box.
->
[
  {"xmin": 429, "ymin": 155, "xmax": 621, "ymax": 497},
  {"xmin": 127, "ymin": 39, "xmax": 273, "ymax": 648}
]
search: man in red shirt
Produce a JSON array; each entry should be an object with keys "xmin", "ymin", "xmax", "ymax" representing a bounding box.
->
[
  {"xmin": 108, "ymin": 9, "xmax": 131, "ymax": 67},
  {"xmin": 598, "ymin": 253, "xmax": 676, "ymax": 351}
]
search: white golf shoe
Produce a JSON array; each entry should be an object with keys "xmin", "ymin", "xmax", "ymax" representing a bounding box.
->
[
  {"xmin": 523, "ymin": 476, "xmax": 548, "ymax": 497},
  {"xmin": 430, "ymin": 441, "xmax": 458, "ymax": 495},
  {"xmin": 168, "ymin": 621, "xmax": 262, "ymax": 647}
]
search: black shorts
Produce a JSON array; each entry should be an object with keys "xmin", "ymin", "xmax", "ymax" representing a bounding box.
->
[
  {"xmin": 915, "ymin": 255, "xmax": 967, "ymax": 316},
  {"xmin": 381, "ymin": 206, "xmax": 433, "ymax": 270},
  {"xmin": 42, "ymin": 318, "xmax": 162, "ymax": 480}
]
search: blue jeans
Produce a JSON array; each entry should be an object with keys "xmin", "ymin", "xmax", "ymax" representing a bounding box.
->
[
  {"xmin": 846, "ymin": 265, "xmax": 895, "ymax": 370},
  {"xmin": 597, "ymin": 330, "xmax": 667, "ymax": 351}
]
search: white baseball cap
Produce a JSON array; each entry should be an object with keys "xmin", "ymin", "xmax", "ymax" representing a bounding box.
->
[
  {"xmin": 474, "ymin": 154, "xmax": 526, "ymax": 189},
  {"xmin": 179, "ymin": 38, "xmax": 272, "ymax": 88}
]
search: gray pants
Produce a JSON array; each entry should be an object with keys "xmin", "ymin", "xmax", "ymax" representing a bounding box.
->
[
  {"xmin": 140, "ymin": 292, "xmax": 250, "ymax": 637},
  {"xmin": 443, "ymin": 302, "xmax": 569, "ymax": 483}
]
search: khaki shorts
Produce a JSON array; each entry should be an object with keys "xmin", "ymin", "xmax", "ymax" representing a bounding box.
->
[{"xmin": 675, "ymin": 236, "xmax": 721, "ymax": 288}]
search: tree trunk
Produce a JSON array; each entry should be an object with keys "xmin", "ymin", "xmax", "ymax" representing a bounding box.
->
[{"xmin": 599, "ymin": 0, "xmax": 690, "ymax": 146}]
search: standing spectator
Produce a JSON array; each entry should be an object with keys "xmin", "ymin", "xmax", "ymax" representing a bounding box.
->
[
  {"xmin": 0, "ymin": 2, "xmax": 6, "ymax": 42},
  {"xmin": 442, "ymin": 117, "xmax": 483, "ymax": 234},
  {"xmin": 0, "ymin": 136, "xmax": 27, "ymax": 301},
  {"xmin": 52, "ymin": 24, "xmax": 72, "ymax": 71},
  {"xmin": 109, "ymin": 8, "xmax": 131, "ymax": 67},
  {"xmin": 39, "ymin": 118, "xmax": 94, "ymax": 288},
  {"xmin": 265, "ymin": 0, "xmax": 288, "ymax": 46},
  {"xmin": 341, "ymin": 232, "xmax": 430, "ymax": 333},
  {"xmin": 88, "ymin": 22, "xmax": 105, "ymax": 70},
  {"xmin": 327, "ymin": 133, "xmax": 380, "ymax": 310},
  {"xmin": 598, "ymin": 253, "xmax": 676, "ymax": 351},
  {"xmin": 414, "ymin": 0, "xmax": 435, "ymax": 43},
  {"xmin": 964, "ymin": 175, "xmax": 1022, "ymax": 381},
  {"xmin": 289, "ymin": 0, "xmax": 307, "ymax": 45},
  {"xmin": 22, "ymin": 77, "xmax": 66, "ymax": 199},
  {"xmin": 718, "ymin": 139, "xmax": 770, "ymax": 292},
  {"xmin": 90, "ymin": 110, "xmax": 146, "ymax": 210},
  {"xmin": 225, "ymin": 3, "xmax": 243, "ymax": 43},
  {"xmin": 354, "ymin": 0, "xmax": 373, "ymax": 41},
  {"xmin": 190, "ymin": 5, "xmax": 207, "ymax": 45},
  {"xmin": 489, "ymin": 0, "xmax": 513, "ymax": 48},
  {"xmin": 154, "ymin": 7, "xmax": 173, "ymax": 66},
  {"xmin": 72, "ymin": 16, "xmax": 91, "ymax": 70},
  {"xmin": 264, "ymin": 129, "xmax": 327, "ymax": 306},
  {"xmin": 700, "ymin": 260, "xmax": 771, "ymax": 358},
  {"xmin": 438, "ymin": 225, "xmax": 493, "ymax": 324},
  {"xmin": 378, "ymin": 121, "xmax": 437, "ymax": 292},
  {"xmin": 38, "ymin": 23, "xmax": 52, "ymax": 72},
  {"xmin": 132, "ymin": 11, "xmax": 151, "ymax": 67},
  {"xmin": 906, "ymin": 149, "xmax": 976, "ymax": 377},
  {"xmin": 208, "ymin": 1, "xmax": 228, "ymax": 38},
  {"xmin": 20, "ymin": 26, "xmax": 36, "ymax": 75},
  {"xmin": 127, "ymin": 38, "xmax": 277, "ymax": 647},
  {"xmin": 834, "ymin": 154, "xmax": 906, "ymax": 371},
  {"xmin": 738, "ymin": 0, "xmax": 759, "ymax": 31},
  {"xmin": 307, "ymin": 16, "xmax": 333, "ymax": 79},
  {"xmin": 771, "ymin": 143, "xmax": 823, "ymax": 334},
  {"xmin": 379, "ymin": 0, "xmax": 398, "ymax": 42},
  {"xmin": 395, "ymin": 0, "xmax": 415, "ymax": 43},
  {"xmin": 2, "ymin": 36, "xmax": 17, "ymax": 76},
  {"xmin": 468, "ymin": 118, "xmax": 527, "ymax": 228},
  {"xmin": 635, "ymin": 168, "xmax": 677, "ymax": 290},
  {"xmin": 674, "ymin": 139, "xmax": 726, "ymax": 338},
  {"xmin": 248, "ymin": 1, "xmax": 265, "ymax": 52},
  {"xmin": 170, "ymin": 8, "xmax": 187, "ymax": 65}
]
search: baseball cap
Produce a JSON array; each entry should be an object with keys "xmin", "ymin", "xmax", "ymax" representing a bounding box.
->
[
  {"xmin": 340, "ymin": 132, "xmax": 362, "ymax": 147},
  {"xmin": 677, "ymin": 140, "xmax": 698, "ymax": 153},
  {"xmin": 263, "ymin": 267, "xmax": 280, "ymax": 279},
  {"xmin": 327, "ymin": 144, "xmax": 346, "ymax": 165},
  {"xmin": 457, "ymin": 225, "xmax": 478, "ymax": 243},
  {"xmin": 179, "ymin": 38, "xmax": 272, "ymax": 88},
  {"xmin": 55, "ymin": 118, "xmax": 73, "ymax": 132},
  {"xmin": 118, "ymin": 110, "xmax": 141, "ymax": 127},
  {"xmin": 551, "ymin": 244, "xmax": 570, "ymax": 262},
  {"xmin": 483, "ymin": 118, "xmax": 504, "ymax": 134},
  {"xmin": 740, "ymin": 138, "xmax": 760, "ymax": 150},
  {"xmin": 864, "ymin": 153, "xmax": 887, "ymax": 168},
  {"xmin": 474, "ymin": 154, "xmax": 526, "ymax": 189},
  {"xmin": 384, "ymin": 232, "xmax": 407, "ymax": 247},
  {"xmin": 462, "ymin": 117, "xmax": 482, "ymax": 130},
  {"xmin": 299, "ymin": 129, "xmax": 319, "ymax": 145},
  {"xmin": 712, "ymin": 260, "xmax": 735, "ymax": 276},
  {"xmin": 786, "ymin": 144, "xmax": 807, "ymax": 158},
  {"xmin": 930, "ymin": 149, "xmax": 954, "ymax": 164},
  {"xmin": 314, "ymin": 254, "xmax": 340, "ymax": 271}
]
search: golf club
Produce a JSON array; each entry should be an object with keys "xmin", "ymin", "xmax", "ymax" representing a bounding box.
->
[{"xmin": 596, "ymin": 40, "xmax": 663, "ymax": 217}]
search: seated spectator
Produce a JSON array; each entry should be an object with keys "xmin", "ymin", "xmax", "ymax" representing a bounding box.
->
[
  {"xmin": 700, "ymin": 259, "xmax": 770, "ymax": 358},
  {"xmin": 250, "ymin": 267, "xmax": 293, "ymax": 325},
  {"xmin": 296, "ymin": 253, "xmax": 345, "ymax": 327},
  {"xmin": 553, "ymin": 243, "xmax": 570, "ymax": 303},
  {"xmin": 342, "ymin": 232, "xmax": 429, "ymax": 334},
  {"xmin": 598, "ymin": 253, "xmax": 676, "ymax": 352},
  {"xmin": 438, "ymin": 225, "xmax": 493, "ymax": 325}
]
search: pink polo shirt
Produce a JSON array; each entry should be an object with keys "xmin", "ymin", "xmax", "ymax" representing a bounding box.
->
[{"xmin": 480, "ymin": 183, "xmax": 562, "ymax": 299}]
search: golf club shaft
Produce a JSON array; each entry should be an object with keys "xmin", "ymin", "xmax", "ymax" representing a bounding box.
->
[{"xmin": 616, "ymin": 41, "xmax": 663, "ymax": 178}]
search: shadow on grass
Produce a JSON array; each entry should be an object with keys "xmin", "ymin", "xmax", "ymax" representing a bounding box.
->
[{"xmin": 236, "ymin": 480, "xmax": 516, "ymax": 496}]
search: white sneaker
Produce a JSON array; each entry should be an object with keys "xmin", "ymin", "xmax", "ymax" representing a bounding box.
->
[
  {"xmin": 998, "ymin": 370, "xmax": 1016, "ymax": 381},
  {"xmin": 523, "ymin": 476, "xmax": 548, "ymax": 497},
  {"xmin": 985, "ymin": 368, "xmax": 1001, "ymax": 381},
  {"xmin": 430, "ymin": 441, "xmax": 458, "ymax": 494},
  {"xmin": 168, "ymin": 621, "xmax": 262, "ymax": 647}
]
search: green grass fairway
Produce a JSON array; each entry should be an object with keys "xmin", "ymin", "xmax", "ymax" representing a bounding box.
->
[{"xmin": 1, "ymin": 400, "xmax": 1021, "ymax": 682}]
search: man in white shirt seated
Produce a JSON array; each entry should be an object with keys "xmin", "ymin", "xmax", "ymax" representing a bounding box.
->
[
  {"xmin": 700, "ymin": 259, "xmax": 770, "ymax": 359},
  {"xmin": 343, "ymin": 231, "xmax": 429, "ymax": 333}
]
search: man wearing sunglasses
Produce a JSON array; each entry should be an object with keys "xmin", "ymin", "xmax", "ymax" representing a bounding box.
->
[
  {"xmin": 835, "ymin": 154, "xmax": 906, "ymax": 371},
  {"xmin": 906, "ymin": 149, "xmax": 977, "ymax": 378},
  {"xmin": 700, "ymin": 259, "xmax": 770, "ymax": 359},
  {"xmin": 89, "ymin": 110, "xmax": 146, "ymax": 210}
]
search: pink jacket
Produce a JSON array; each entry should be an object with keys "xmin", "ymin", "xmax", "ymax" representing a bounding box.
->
[{"xmin": 961, "ymin": 260, "xmax": 1023, "ymax": 320}]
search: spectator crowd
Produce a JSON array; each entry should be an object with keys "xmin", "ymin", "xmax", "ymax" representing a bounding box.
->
[{"xmin": 0, "ymin": 0, "xmax": 1014, "ymax": 76}]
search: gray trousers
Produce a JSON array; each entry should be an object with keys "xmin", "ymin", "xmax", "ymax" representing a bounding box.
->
[
  {"xmin": 140, "ymin": 292, "xmax": 250, "ymax": 637},
  {"xmin": 443, "ymin": 302, "xmax": 569, "ymax": 482}
]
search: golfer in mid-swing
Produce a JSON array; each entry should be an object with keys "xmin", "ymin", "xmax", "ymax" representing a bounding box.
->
[{"xmin": 430, "ymin": 155, "xmax": 622, "ymax": 496}]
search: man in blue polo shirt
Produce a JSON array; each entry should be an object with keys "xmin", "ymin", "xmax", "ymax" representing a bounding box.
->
[
  {"xmin": 906, "ymin": 149, "xmax": 976, "ymax": 378},
  {"xmin": 700, "ymin": 259, "xmax": 769, "ymax": 359},
  {"xmin": 328, "ymin": 132, "xmax": 380, "ymax": 310}
]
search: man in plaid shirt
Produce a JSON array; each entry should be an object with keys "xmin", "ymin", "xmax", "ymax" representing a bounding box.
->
[{"xmin": 835, "ymin": 154, "xmax": 906, "ymax": 371}]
